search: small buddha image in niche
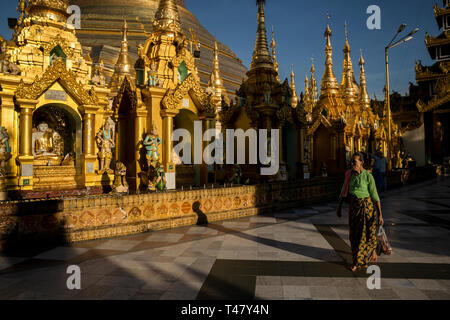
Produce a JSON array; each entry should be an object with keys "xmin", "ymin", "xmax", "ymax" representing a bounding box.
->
[{"xmin": 32, "ymin": 122, "xmax": 64, "ymax": 162}]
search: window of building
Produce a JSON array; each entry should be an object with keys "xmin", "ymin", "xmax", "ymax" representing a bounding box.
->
[{"xmin": 438, "ymin": 45, "xmax": 450, "ymax": 60}]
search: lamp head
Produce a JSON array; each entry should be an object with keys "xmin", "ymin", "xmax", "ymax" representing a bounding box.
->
[
  {"xmin": 407, "ymin": 28, "xmax": 420, "ymax": 37},
  {"xmin": 397, "ymin": 24, "xmax": 407, "ymax": 34}
]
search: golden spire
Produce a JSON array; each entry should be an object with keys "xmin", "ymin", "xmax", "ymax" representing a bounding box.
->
[
  {"xmin": 340, "ymin": 22, "xmax": 358, "ymax": 103},
  {"xmin": 320, "ymin": 15, "xmax": 339, "ymax": 96},
  {"xmin": 290, "ymin": 65, "xmax": 299, "ymax": 107},
  {"xmin": 110, "ymin": 20, "xmax": 134, "ymax": 90},
  {"xmin": 250, "ymin": 0, "xmax": 274, "ymax": 70},
  {"xmin": 304, "ymin": 73, "xmax": 312, "ymax": 112},
  {"xmin": 152, "ymin": 0, "xmax": 182, "ymax": 34},
  {"xmin": 209, "ymin": 41, "xmax": 228, "ymax": 105},
  {"xmin": 309, "ymin": 58, "xmax": 319, "ymax": 105},
  {"xmin": 359, "ymin": 49, "xmax": 370, "ymax": 108},
  {"xmin": 271, "ymin": 26, "xmax": 280, "ymax": 81}
]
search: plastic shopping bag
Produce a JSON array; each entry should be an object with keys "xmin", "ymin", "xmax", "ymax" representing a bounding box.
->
[{"xmin": 376, "ymin": 226, "xmax": 392, "ymax": 256}]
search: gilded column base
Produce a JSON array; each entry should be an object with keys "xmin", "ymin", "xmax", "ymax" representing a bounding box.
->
[
  {"xmin": 17, "ymin": 155, "xmax": 34, "ymax": 190},
  {"xmin": 82, "ymin": 154, "xmax": 113, "ymax": 188}
]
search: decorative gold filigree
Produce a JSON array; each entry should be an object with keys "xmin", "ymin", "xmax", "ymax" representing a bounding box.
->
[
  {"xmin": 170, "ymin": 47, "xmax": 196, "ymax": 73},
  {"xmin": 15, "ymin": 58, "xmax": 98, "ymax": 105},
  {"xmin": 41, "ymin": 34, "xmax": 74, "ymax": 58},
  {"xmin": 161, "ymin": 73, "xmax": 213, "ymax": 113},
  {"xmin": 417, "ymin": 76, "xmax": 450, "ymax": 112},
  {"xmin": 113, "ymin": 76, "xmax": 138, "ymax": 111},
  {"xmin": 28, "ymin": 0, "xmax": 69, "ymax": 12},
  {"xmin": 276, "ymin": 105, "xmax": 293, "ymax": 125}
]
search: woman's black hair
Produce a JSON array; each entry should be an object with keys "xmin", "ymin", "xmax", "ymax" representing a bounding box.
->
[{"xmin": 352, "ymin": 152, "xmax": 365, "ymax": 163}]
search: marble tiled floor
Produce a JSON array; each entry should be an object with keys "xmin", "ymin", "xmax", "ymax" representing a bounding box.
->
[{"xmin": 0, "ymin": 177, "xmax": 449, "ymax": 300}]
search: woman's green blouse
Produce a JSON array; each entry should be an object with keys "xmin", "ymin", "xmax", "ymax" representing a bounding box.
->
[
  {"xmin": 349, "ymin": 170, "xmax": 380, "ymax": 202},
  {"xmin": 344, "ymin": 170, "xmax": 380, "ymax": 202}
]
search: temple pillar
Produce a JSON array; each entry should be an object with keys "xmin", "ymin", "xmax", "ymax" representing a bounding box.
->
[
  {"xmin": 81, "ymin": 105, "xmax": 99, "ymax": 187},
  {"xmin": 300, "ymin": 128, "xmax": 305, "ymax": 163},
  {"xmin": 277, "ymin": 122, "xmax": 287, "ymax": 181},
  {"xmin": 202, "ymin": 115, "xmax": 216, "ymax": 185},
  {"xmin": 17, "ymin": 98, "xmax": 38, "ymax": 190},
  {"xmin": 161, "ymin": 110, "xmax": 177, "ymax": 189},
  {"xmin": 350, "ymin": 136, "xmax": 355, "ymax": 154},
  {"xmin": 135, "ymin": 109, "xmax": 148, "ymax": 191}
]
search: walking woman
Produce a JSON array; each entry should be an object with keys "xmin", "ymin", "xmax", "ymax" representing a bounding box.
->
[{"xmin": 337, "ymin": 152, "xmax": 384, "ymax": 271}]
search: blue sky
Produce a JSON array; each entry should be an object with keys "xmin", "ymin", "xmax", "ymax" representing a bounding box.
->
[{"xmin": 0, "ymin": 0, "xmax": 437, "ymax": 98}]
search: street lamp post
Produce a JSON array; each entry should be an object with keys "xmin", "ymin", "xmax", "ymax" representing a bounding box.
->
[{"xmin": 385, "ymin": 25, "xmax": 419, "ymax": 170}]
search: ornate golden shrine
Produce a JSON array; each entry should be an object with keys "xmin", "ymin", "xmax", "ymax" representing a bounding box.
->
[
  {"xmin": 302, "ymin": 19, "xmax": 391, "ymax": 175},
  {"xmin": 112, "ymin": 0, "xmax": 216, "ymax": 192},
  {"xmin": 0, "ymin": 0, "xmax": 111, "ymax": 192}
]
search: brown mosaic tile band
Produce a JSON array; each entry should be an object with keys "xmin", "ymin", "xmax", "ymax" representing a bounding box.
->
[{"xmin": 0, "ymin": 178, "xmax": 342, "ymax": 249}]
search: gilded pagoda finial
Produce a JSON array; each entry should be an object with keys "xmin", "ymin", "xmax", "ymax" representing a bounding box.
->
[
  {"xmin": 320, "ymin": 15, "xmax": 339, "ymax": 96},
  {"xmin": 340, "ymin": 22, "xmax": 358, "ymax": 103},
  {"xmin": 153, "ymin": 0, "xmax": 182, "ymax": 34},
  {"xmin": 271, "ymin": 25, "xmax": 280, "ymax": 81},
  {"xmin": 303, "ymin": 73, "xmax": 312, "ymax": 113},
  {"xmin": 110, "ymin": 19, "xmax": 134, "ymax": 90},
  {"xmin": 309, "ymin": 57, "xmax": 318, "ymax": 105},
  {"xmin": 17, "ymin": 0, "xmax": 27, "ymax": 26},
  {"xmin": 290, "ymin": 65, "xmax": 299, "ymax": 107},
  {"xmin": 209, "ymin": 40, "xmax": 228, "ymax": 107},
  {"xmin": 250, "ymin": 0, "xmax": 274, "ymax": 70},
  {"xmin": 359, "ymin": 49, "xmax": 370, "ymax": 108}
]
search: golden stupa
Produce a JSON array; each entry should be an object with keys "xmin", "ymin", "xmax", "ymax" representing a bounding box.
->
[{"xmin": 70, "ymin": 0, "xmax": 247, "ymax": 100}]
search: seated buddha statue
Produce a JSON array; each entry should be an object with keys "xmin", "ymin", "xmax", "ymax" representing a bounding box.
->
[{"xmin": 32, "ymin": 122, "xmax": 63, "ymax": 162}]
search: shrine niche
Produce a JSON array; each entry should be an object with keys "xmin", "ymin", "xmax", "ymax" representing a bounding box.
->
[{"xmin": 32, "ymin": 104, "xmax": 81, "ymax": 166}]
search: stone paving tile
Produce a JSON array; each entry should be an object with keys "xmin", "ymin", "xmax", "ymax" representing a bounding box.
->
[
  {"xmin": 33, "ymin": 247, "xmax": 90, "ymax": 261},
  {"xmin": 391, "ymin": 287, "xmax": 430, "ymax": 300},
  {"xmin": 131, "ymin": 289, "xmax": 164, "ymax": 300},
  {"xmin": 331, "ymin": 277, "xmax": 362, "ymax": 288},
  {"xmin": 337, "ymin": 286, "xmax": 372, "ymax": 300},
  {"xmin": 280, "ymin": 276, "xmax": 309, "ymax": 286},
  {"xmin": 309, "ymin": 286, "xmax": 341, "ymax": 300},
  {"xmin": 421, "ymin": 289, "xmax": 450, "ymax": 300},
  {"xmin": 255, "ymin": 285, "xmax": 283, "ymax": 300},
  {"xmin": 408, "ymin": 279, "xmax": 447, "ymax": 290},
  {"xmin": 102, "ymin": 287, "xmax": 139, "ymax": 300},
  {"xmin": 282, "ymin": 286, "xmax": 312, "ymax": 300},
  {"xmin": 365, "ymin": 288, "xmax": 401, "ymax": 300},
  {"xmin": 94, "ymin": 240, "xmax": 142, "ymax": 251},
  {"xmin": 256, "ymin": 276, "xmax": 282, "ymax": 286},
  {"xmin": 145, "ymin": 233, "xmax": 185, "ymax": 242},
  {"xmin": 96, "ymin": 275, "xmax": 147, "ymax": 289},
  {"xmin": 381, "ymin": 278, "xmax": 416, "ymax": 288},
  {"xmin": 249, "ymin": 216, "xmax": 278, "ymax": 224}
]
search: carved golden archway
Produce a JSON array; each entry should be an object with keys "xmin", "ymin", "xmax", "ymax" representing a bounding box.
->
[{"xmin": 15, "ymin": 58, "xmax": 99, "ymax": 111}]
